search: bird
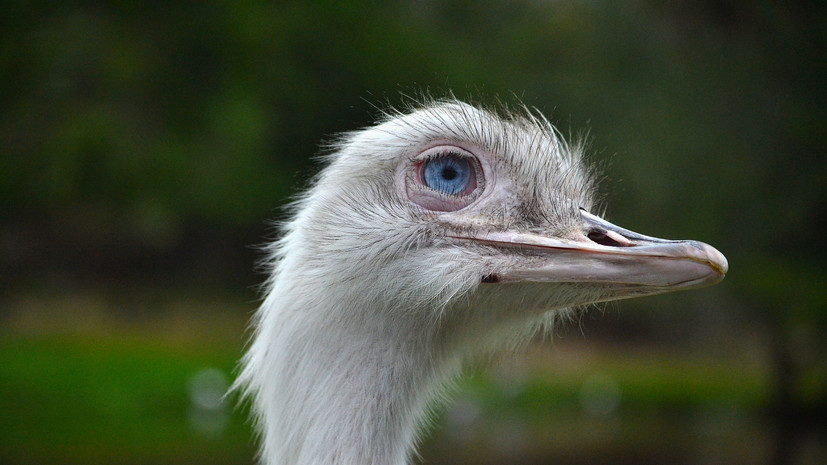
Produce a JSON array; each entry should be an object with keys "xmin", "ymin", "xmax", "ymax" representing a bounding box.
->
[{"xmin": 233, "ymin": 98, "xmax": 728, "ymax": 465}]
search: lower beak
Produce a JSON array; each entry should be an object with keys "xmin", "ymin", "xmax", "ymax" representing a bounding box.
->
[{"xmin": 461, "ymin": 209, "xmax": 727, "ymax": 296}]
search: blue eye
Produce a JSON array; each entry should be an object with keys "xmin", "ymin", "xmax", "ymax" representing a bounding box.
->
[{"xmin": 421, "ymin": 155, "xmax": 475, "ymax": 195}]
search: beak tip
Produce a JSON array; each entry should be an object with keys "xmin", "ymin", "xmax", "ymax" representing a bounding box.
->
[{"xmin": 701, "ymin": 242, "xmax": 728, "ymax": 279}]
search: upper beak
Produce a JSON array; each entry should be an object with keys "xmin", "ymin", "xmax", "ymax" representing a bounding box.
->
[{"xmin": 458, "ymin": 209, "xmax": 727, "ymax": 297}]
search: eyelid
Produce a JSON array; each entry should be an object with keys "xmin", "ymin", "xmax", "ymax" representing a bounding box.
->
[{"xmin": 411, "ymin": 144, "xmax": 475, "ymax": 163}]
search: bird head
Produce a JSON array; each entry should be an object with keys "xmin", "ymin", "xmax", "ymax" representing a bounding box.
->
[{"xmin": 276, "ymin": 99, "xmax": 727, "ymax": 335}]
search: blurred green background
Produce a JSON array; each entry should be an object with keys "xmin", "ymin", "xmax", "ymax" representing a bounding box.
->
[{"xmin": 1, "ymin": 1, "xmax": 825, "ymax": 464}]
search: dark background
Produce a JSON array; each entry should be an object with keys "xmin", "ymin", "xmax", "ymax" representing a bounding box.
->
[{"xmin": 1, "ymin": 1, "xmax": 825, "ymax": 464}]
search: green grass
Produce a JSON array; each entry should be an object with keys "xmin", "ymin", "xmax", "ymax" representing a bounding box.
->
[
  {"xmin": 492, "ymin": 350, "xmax": 768, "ymax": 413},
  {"xmin": 0, "ymin": 293, "xmax": 775, "ymax": 465},
  {"xmin": 0, "ymin": 307, "xmax": 256, "ymax": 465}
]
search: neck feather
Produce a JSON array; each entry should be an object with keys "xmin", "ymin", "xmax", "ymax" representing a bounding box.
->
[{"xmin": 238, "ymin": 280, "xmax": 458, "ymax": 465}]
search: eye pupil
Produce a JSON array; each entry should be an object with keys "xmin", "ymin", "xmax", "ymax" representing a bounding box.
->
[
  {"xmin": 421, "ymin": 155, "xmax": 475, "ymax": 196},
  {"xmin": 441, "ymin": 167, "xmax": 457, "ymax": 180}
]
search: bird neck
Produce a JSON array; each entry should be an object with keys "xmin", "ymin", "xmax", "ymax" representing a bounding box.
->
[{"xmin": 246, "ymin": 286, "xmax": 456, "ymax": 465}]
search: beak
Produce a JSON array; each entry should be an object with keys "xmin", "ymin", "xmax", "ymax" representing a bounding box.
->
[{"xmin": 457, "ymin": 209, "xmax": 727, "ymax": 298}]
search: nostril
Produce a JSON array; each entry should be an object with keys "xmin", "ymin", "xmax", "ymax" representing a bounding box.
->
[{"xmin": 587, "ymin": 229, "xmax": 632, "ymax": 247}]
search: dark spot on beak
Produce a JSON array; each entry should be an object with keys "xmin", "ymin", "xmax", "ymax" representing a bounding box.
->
[{"xmin": 481, "ymin": 274, "xmax": 500, "ymax": 283}]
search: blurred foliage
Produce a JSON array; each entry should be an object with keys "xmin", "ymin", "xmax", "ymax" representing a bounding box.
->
[
  {"xmin": 3, "ymin": 0, "xmax": 824, "ymax": 360},
  {"xmin": 1, "ymin": 0, "xmax": 825, "ymax": 464}
]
